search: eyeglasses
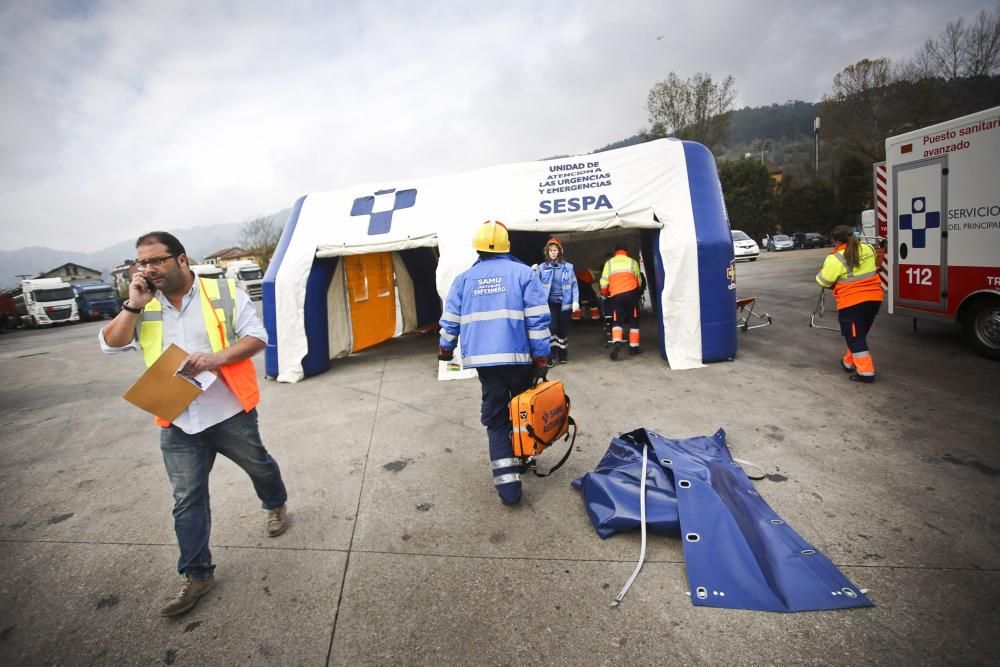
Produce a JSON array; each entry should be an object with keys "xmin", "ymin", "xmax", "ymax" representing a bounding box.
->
[{"xmin": 134, "ymin": 254, "xmax": 178, "ymax": 269}]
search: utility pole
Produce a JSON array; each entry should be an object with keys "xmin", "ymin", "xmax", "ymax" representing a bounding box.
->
[
  {"xmin": 754, "ymin": 141, "xmax": 770, "ymax": 165},
  {"xmin": 814, "ymin": 117, "xmax": 820, "ymax": 175},
  {"xmin": 15, "ymin": 274, "xmax": 32, "ymax": 280}
]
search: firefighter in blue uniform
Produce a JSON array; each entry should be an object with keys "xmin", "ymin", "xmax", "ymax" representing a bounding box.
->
[{"xmin": 438, "ymin": 221, "xmax": 552, "ymax": 505}]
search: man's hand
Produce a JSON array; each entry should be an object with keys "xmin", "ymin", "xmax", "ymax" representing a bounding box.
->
[
  {"xmin": 181, "ymin": 352, "xmax": 222, "ymax": 376},
  {"xmin": 572, "ymin": 301, "xmax": 579, "ymax": 313},
  {"xmin": 127, "ymin": 271, "xmax": 155, "ymax": 309},
  {"xmin": 532, "ymin": 356, "xmax": 548, "ymax": 383},
  {"xmin": 438, "ymin": 346, "xmax": 454, "ymax": 361}
]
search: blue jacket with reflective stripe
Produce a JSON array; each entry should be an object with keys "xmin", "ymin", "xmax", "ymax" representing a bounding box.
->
[
  {"xmin": 439, "ymin": 254, "xmax": 551, "ymax": 368},
  {"xmin": 537, "ymin": 261, "xmax": 580, "ymax": 311}
]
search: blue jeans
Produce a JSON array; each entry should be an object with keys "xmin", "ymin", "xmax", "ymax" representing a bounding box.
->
[{"xmin": 159, "ymin": 409, "xmax": 287, "ymax": 580}]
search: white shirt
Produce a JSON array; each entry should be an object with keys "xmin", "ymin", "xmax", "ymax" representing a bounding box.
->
[{"xmin": 100, "ymin": 277, "xmax": 268, "ymax": 435}]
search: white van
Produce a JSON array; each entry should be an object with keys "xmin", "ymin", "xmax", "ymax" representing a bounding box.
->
[
  {"xmin": 13, "ymin": 278, "xmax": 79, "ymax": 327},
  {"xmin": 190, "ymin": 264, "xmax": 225, "ymax": 279}
]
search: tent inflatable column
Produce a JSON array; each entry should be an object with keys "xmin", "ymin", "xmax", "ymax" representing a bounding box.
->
[{"xmin": 684, "ymin": 141, "xmax": 737, "ymax": 362}]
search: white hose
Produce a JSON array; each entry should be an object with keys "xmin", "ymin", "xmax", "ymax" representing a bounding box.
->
[{"xmin": 612, "ymin": 442, "xmax": 648, "ymax": 607}]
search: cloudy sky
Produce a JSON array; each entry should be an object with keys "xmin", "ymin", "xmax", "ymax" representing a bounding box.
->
[{"xmin": 0, "ymin": 0, "xmax": 993, "ymax": 252}]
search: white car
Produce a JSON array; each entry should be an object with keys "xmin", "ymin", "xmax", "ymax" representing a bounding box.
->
[{"xmin": 731, "ymin": 230, "xmax": 759, "ymax": 261}]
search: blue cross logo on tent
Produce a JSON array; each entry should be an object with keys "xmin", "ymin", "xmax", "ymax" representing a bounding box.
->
[
  {"xmin": 350, "ymin": 188, "xmax": 417, "ymax": 236},
  {"xmin": 898, "ymin": 196, "xmax": 940, "ymax": 249}
]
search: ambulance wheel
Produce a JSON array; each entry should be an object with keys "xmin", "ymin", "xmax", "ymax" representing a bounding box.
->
[{"xmin": 964, "ymin": 298, "xmax": 1000, "ymax": 360}]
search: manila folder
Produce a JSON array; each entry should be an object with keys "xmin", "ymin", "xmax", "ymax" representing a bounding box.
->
[{"xmin": 122, "ymin": 343, "xmax": 202, "ymax": 422}]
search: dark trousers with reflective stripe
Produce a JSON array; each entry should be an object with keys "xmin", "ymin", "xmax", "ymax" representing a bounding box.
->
[
  {"xmin": 609, "ymin": 290, "xmax": 639, "ymax": 331},
  {"xmin": 548, "ymin": 302, "xmax": 571, "ymax": 361},
  {"xmin": 477, "ymin": 365, "xmax": 533, "ymax": 504},
  {"xmin": 838, "ymin": 300, "xmax": 881, "ymax": 366}
]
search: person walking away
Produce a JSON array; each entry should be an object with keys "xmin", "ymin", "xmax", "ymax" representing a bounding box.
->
[
  {"xmin": 536, "ymin": 238, "xmax": 579, "ymax": 365},
  {"xmin": 816, "ymin": 225, "xmax": 884, "ymax": 383},
  {"xmin": 438, "ymin": 221, "xmax": 551, "ymax": 505},
  {"xmin": 600, "ymin": 245, "xmax": 643, "ymax": 360},
  {"xmin": 100, "ymin": 231, "xmax": 289, "ymax": 617}
]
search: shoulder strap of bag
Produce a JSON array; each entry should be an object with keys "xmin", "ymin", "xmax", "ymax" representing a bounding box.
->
[{"xmin": 528, "ymin": 392, "xmax": 575, "ymax": 477}]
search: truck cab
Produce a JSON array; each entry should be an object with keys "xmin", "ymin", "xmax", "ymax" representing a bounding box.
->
[
  {"xmin": 13, "ymin": 278, "xmax": 79, "ymax": 327},
  {"xmin": 72, "ymin": 281, "xmax": 120, "ymax": 321},
  {"xmin": 225, "ymin": 261, "xmax": 264, "ymax": 300}
]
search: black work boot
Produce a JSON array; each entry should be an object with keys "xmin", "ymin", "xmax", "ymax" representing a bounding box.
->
[{"xmin": 610, "ymin": 342, "xmax": 622, "ymax": 360}]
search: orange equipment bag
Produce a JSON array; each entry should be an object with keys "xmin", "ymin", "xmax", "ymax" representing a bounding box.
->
[{"xmin": 509, "ymin": 379, "xmax": 577, "ymax": 477}]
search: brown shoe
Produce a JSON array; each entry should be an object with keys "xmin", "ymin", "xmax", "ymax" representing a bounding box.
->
[
  {"xmin": 159, "ymin": 577, "xmax": 216, "ymax": 617},
  {"xmin": 267, "ymin": 504, "xmax": 289, "ymax": 537}
]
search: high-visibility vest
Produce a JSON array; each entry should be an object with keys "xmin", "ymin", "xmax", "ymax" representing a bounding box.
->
[
  {"xmin": 815, "ymin": 243, "xmax": 883, "ymax": 310},
  {"xmin": 137, "ymin": 278, "xmax": 260, "ymax": 427},
  {"xmin": 599, "ymin": 251, "xmax": 640, "ymax": 297}
]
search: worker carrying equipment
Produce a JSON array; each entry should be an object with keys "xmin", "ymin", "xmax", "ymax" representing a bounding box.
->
[
  {"xmin": 600, "ymin": 246, "xmax": 643, "ymax": 360},
  {"xmin": 438, "ymin": 220, "xmax": 552, "ymax": 505},
  {"xmin": 816, "ymin": 225, "xmax": 884, "ymax": 383}
]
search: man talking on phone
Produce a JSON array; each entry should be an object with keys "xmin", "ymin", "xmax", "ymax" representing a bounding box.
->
[{"xmin": 100, "ymin": 231, "xmax": 289, "ymax": 617}]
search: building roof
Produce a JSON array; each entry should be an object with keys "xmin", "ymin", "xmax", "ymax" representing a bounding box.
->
[{"xmin": 37, "ymin": 262, "xmax": 103, "ymax": 277}]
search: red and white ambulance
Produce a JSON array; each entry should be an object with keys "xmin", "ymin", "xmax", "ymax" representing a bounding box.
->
[{"xmin": 878, "ymin": 105, "xmax": 1000, "ymax": 359}]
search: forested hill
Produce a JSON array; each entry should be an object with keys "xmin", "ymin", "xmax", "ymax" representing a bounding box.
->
[{"xmin": 594, "ymin": 75, "xmax": 1000, "ymax": 166}]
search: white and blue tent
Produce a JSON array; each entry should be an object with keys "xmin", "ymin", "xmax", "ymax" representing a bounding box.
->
[{"xmin": 263, "ymin": 139, "xmax": 738, "ymax": 383}]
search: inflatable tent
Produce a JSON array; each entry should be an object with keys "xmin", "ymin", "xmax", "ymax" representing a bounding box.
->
[{"xmin": 263, "ymin": 139, "xmax": 737, "ymax": 383}]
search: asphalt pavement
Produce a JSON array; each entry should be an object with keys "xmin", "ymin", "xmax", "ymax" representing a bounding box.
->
[{"xmin": 1, "ymin": 248, "xmax": 998, "ymax": 665}]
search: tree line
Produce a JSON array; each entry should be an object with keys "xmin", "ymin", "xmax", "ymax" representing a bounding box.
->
[{"xmin": 640, "ymin": 4, "xmax": 1000, "ymax": 241}]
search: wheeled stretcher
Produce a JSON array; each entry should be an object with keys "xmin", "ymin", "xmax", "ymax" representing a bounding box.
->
[{"xmin": 736, "ymin": 296, "xmax": 772, "ymax": 332}]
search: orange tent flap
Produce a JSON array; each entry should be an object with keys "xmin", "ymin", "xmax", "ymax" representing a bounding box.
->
[{"xmin": 344, "ymin": 253, "xmax": 396, "ymax": 351}]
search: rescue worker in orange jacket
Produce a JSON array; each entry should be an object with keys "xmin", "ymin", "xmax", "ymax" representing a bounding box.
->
[
  {"xmin": 600, "ymin": 245, "xmax": 643, "ymax": 360},
  {"xmin": 816, "ymin": 225, "xmax": 884, "ymax": 383}
]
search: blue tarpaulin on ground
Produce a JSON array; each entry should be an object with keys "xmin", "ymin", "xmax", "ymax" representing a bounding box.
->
[{"xmin": 572, "ymin": 428, "xmax": 873, "ymax": 612}]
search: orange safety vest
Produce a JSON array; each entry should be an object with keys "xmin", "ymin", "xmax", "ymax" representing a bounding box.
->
[
  {"xmin": 599, "ymin": 251, "xmax": 641, "ymax": 297},
  {"xmin": 816, "ymin": 243, "xmax": 883, "ymax": 310},
  {"xmin": 137, "ymin": 278, "xmax": 259, "ymax": 427}
]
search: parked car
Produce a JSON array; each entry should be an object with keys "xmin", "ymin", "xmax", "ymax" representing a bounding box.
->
[
  {"xmin": 730, "ymin": 230, "xmax": 759, "ymax": 261},
  {"xmin": 793, "ymin": 232, "xmax": 827, "ymax": 249},
  {"xmin": 767, "ymin": 234, "xmax": 794, "ymax": 252}
]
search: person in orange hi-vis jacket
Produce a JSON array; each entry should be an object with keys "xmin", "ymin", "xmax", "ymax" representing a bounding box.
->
[
  {"xmin": 815, "ymin": 225, "xmax": 884, "ymax": 383},
  {"xmin": 599, "ymin": 244, "xmax": 643, "ymax": 360}
]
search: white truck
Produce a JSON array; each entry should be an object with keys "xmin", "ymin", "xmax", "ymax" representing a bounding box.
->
[
  {"xmin": 880, "ymin": 105, "xmax": 1000, "ymax": 359},
  {"xmin": 190, "ymin": 264, "xmax": 225, "ymax": 279},
  {"xmin": 224, "ymin": 260, "xmax": 264, "ymax": 300},
  {"xmin": 12, "ymin": 278, "xmax": 80, "ymax": 327}
]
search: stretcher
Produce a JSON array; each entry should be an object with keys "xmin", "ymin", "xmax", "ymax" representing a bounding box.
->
[{"xmin": 736, "ymin": 296, "xmax": 772, "ymax": 332}]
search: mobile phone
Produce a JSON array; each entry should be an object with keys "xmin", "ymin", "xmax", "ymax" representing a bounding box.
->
[{"xmin": 144, "ymin": 277, "xmax": 155, "ymax": 292}]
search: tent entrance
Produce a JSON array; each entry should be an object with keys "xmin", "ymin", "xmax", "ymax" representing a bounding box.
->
[
  {"xmin": 300, "ymin": 246, "xmax": 442, "ymax": 375},
  {"xmin": 343, "ymin": 253, "xmax": 396, "ymax": 351}
]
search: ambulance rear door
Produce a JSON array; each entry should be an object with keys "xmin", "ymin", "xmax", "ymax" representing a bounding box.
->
[{"xmin": 893, "ymin": 155, "xmax": 948, "ymax": 313}]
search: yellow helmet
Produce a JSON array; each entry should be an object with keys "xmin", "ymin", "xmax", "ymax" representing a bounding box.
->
[{"xmin": 473, "ymin": 220, "xmax": 510, "ymax": 253}]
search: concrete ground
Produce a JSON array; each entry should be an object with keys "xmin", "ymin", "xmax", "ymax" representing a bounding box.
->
[{"xmin": 1, "ymin": 249, "xmax": 998, "ymax": 665}]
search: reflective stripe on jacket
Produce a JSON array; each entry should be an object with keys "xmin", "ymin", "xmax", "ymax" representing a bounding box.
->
[
  {"xmin": 138, "ymin": 278, "xmax": 260, "ymax": 426},
  {"xmin": 815, "ymin": 243, "xmax": 884, "ymax": 310},
  {"xmin": 438, "ymin": 254, "xmax": 551, "ymax": 368},
  {"xmin": 599, "ymin": 251, "xmax": 641, "ymax": 297},
  {"xmin": 537, "ymin": 261, "xmax": 580, "ymax": 311}
]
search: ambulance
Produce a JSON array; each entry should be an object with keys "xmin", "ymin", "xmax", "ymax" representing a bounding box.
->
[{"xmin": 879, "ymin": 105, "xmax": 1000, "ymax": 359}]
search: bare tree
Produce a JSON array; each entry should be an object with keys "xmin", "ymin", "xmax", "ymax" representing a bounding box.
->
[
  {"xmin": 822, "ymin": 58, "xmax": 897, "ymax": 162},
  {"xmin": 241, "ymin": 215, "xmax": 282, "ymax": 270},
  {"xmin": 646, "ymin": 71, "xmax": 737, "ymax": 151},
  {"xmin": 906, "ymin": 5, "xmax": 1000, "ymax": 80},
  {"xmin": 963, "ymin": 6, "xmax": 1000, "ymax": 76}
]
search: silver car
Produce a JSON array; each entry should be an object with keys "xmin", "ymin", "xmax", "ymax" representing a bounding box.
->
[{"xmin": 767, "ymin": 234, "xmax": 794, "ymax": 252}]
